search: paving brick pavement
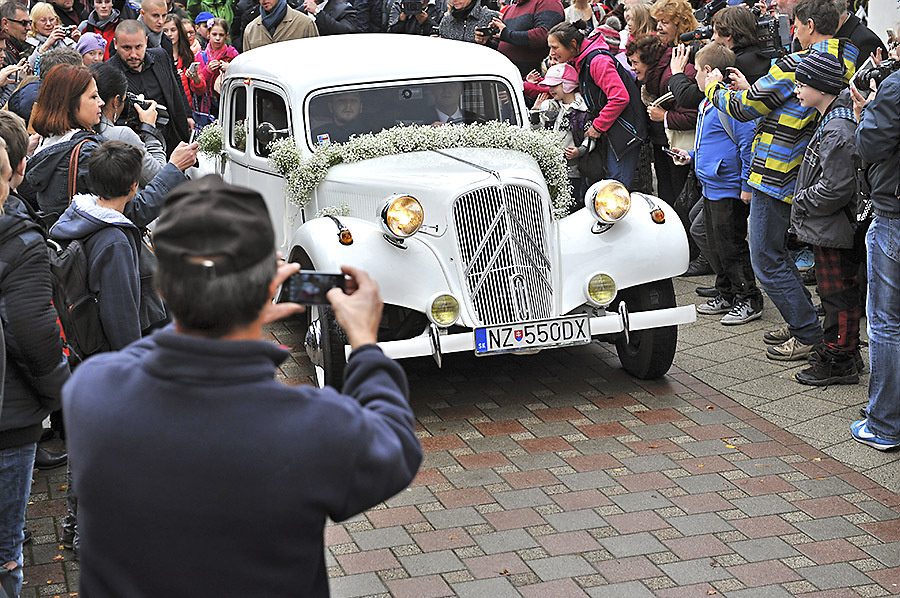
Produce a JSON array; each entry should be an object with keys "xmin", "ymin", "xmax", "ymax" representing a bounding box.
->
[{"xmin": 20, "ymin": 275, "xmax": 900, "ymax": 596}]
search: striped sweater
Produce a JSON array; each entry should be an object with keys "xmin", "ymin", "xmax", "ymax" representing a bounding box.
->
[{"xmin": 704, "ymin": 38, "xmax": 858, "ymax": 204}]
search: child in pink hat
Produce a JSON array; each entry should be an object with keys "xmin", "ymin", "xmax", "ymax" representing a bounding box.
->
[{"xmin": 535, "ymin": 63, "xmax": 593, "ymax": 207}]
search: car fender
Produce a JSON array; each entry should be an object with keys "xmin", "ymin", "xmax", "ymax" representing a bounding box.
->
[
  {"xmin": 291, "ymin": 217, "xmax": 458, "ymax": 313},
  {"xmin": 556, "ymin": 196, "xmax": 689, "ymax": 314}
]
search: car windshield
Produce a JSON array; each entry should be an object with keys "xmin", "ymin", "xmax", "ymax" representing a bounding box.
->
[{"xmin": 307, "ymin": 80, "xmax": 518, "ymax": 147}]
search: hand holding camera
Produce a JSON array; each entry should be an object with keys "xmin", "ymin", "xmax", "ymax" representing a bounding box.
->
[
  {"xmin": 0, "ymin": 63, "xmax": 26, "ymax": 86},
  {"xmin": 726, "ymin": 67, "xmax": 749, "ymax": 91},
  {"xmin": 133, "ymin": 99, "xmax": 158, "ymax": 126}
]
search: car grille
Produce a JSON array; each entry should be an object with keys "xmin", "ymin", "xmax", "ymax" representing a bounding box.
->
[{"xmin": 453, "ymin": 185, "xmax": 552, "ymax": 326}]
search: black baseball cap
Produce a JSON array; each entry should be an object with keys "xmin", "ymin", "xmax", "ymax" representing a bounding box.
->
[{"xmin": 154, "ymin": 175, "xmax": 275, "ymax": 277}]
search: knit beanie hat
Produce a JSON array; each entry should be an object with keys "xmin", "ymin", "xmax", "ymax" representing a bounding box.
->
[
  {"xmin": 796, "ymin": 51, "xmax": 846, "ymax": 96},
  {"xmin": 75, "ymin": 33, "xmax": 106, "ymax": 56}
]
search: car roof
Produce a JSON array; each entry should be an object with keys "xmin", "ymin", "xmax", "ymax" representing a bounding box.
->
[{"xmin": 225, "ymin": 34, "xmax": 524, "ymax": 89}]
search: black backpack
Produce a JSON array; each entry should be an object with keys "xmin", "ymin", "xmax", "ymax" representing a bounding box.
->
[
  {"xmin": 46, "ymin": 235, "xmax": 109, "ymax": 366},
  {"xmin": 578, "ymin": 48, "xmax": 649, "ymax": 160}
]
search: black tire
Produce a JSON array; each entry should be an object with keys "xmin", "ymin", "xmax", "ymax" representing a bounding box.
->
[
  {"xmin": 310, "ymin": 305, "xmax": 347, "ymax": 391},
  {"xmin": 614, "ymin": 279, "xmax": 678, "ymax": 379}
]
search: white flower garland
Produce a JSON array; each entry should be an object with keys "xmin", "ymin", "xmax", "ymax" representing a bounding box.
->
[{"xmin": 200, "ymin": 122, "xmax": 574, "ymax": 218}]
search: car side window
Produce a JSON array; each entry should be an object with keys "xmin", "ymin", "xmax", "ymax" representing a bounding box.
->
[
  {"xmin": 254, "ymin": 88, "xmax": 290, "ymax": 158},
  {"xmin": 230, "ymin": 86, "xmax": 246, "ymax": 152}
]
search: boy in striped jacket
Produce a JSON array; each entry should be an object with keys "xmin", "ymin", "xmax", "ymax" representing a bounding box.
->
[{"xmin": 703, "ymin": 0, "xmax": 857, "ymax": 363}]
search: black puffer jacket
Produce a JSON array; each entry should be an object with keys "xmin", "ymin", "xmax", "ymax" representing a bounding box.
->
[{"xmin": 0, "ymin": 194, "xmax": 70, "ymax": 449}]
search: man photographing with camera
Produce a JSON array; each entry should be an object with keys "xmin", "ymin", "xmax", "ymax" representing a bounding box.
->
[
  {"xmin": 62, "ymin": 175, "xmax": 423, "ymax": 597},
  {"xmin": 109, "ymin": 19, "xmax": 193, "ymax": 156}
]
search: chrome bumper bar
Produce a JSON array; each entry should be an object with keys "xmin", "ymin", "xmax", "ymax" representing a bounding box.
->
[{"xmin": 356, "ymin": 304, "xmax": 697, "ymax": 361}]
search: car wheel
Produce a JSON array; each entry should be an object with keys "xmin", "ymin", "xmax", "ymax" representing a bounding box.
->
[
  {"xmin": 614, "ymin": 279, "xmax": 678, "ymax": 380},
  {"xmin": 306, "ymin": 304, "xmax": 347, "ymax": 391}
]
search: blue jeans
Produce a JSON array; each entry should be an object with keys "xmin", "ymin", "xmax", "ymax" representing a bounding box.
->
[
  {"xmin": 865, "ymin": 215, "xmax": 900, "ymax": 441},
  {"xmin": 608, "ymin": 144, "xmax": 639, "ymax": 191},
  {"xmin": 749, "ymin": 189, "xmax": 821, "ymax": 345},
  {"xmin": 0, "ymin": 443, "xmax": 36, "ymax": 598}
]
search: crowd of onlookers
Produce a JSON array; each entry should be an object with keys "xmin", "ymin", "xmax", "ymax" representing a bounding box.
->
[
  {"xmin": 514, "ymin": 0, "xmax": 900, "ymax": 452},
  {"xmin": 0, "ymin": 0, "xmax": 899, "ymax": 594}
]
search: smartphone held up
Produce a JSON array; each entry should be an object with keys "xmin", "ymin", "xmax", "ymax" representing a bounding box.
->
[{"xmin": 279, "ymin": 270, "xmax": 347, "ymax": 305}]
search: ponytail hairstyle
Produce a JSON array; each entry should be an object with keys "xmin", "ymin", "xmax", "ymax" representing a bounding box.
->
[{"xmin": 548, "ymin": 20, "xmax": 587, "ymax": 56}]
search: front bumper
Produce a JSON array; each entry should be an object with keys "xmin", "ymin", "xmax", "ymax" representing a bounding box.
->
[{"xmin": 355, "ymin": 304, "xmax": 697, "ymax": 361}]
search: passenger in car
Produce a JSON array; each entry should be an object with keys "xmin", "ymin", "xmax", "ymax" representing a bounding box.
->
[{"xmin": 427, "ymin": 81, "xmax": 481, "ymax": 124}]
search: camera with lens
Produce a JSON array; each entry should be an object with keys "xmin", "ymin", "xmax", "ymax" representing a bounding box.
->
[
  {"xmin": 751, "ymin": 6, "xmax": 791, "ymax": 61},
  {"xmin": 680, "ymin": 0, "xmax": 725, "ymax": 42},
  {"xmin": 124, "ymin": 92, "xmax": 169, "ymax": 129},
  {"xmin": 679, "ymin": 24, "xmax": 713, "ymax": 42},
  {"xmin": 855, "ymin": 58, "xmax": 900, "ymax": 90},
  {"xmin": 476, "ymin": 24, "xmax": 500, "ymax": 36},
  {"xmin": 681, "ymin": 0, "xmax": 790, "ymax": 61},
  {"xmin": 400, "ymin": 0, "xmax": 423, "ymax": 13}
]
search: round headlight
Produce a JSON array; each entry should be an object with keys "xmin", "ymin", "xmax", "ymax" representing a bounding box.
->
[
  {"xmin": 585, "ymin": 273, "xmax": 617, "ymax": 307},
  {"xmin": 381, "ymin": 195, "xmax": 424, "ymax": 238},
  {"xmin": 428, "ymin": 293, "xmax": 460, "ymax": 327},
  {"xmin": 585, "ymin": 180, "xmax": 631, "ymax": 223}
]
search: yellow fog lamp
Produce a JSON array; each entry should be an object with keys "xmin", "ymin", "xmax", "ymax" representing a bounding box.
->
[
  {"xmin": 585, "ymin": 180, "xmax": 631, "ymax": 223},
  {"xmin": 585, "ymin": 273, "xmax": 617, "ymax": 307},
  {"xmin": 381, "ymin": 194, "xmax": 424, "ymax": 238},
  {"xmin": 428, "ymin": 293, "xmax": 460, "ymax": 327}
]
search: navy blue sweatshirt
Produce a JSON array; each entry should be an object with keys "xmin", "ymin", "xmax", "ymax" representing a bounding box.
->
[
  {"xmin": 63, "ymin": 331, "xmax": 423, "ymax": 597},
  {"xmin": 50, "ymin": 195, "xmax": 141, "ymax": 350}
]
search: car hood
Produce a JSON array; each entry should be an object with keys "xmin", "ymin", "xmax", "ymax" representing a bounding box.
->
[
  {"xmin": 313, "ymin": 147, "xmax": 550, "ymax": 234},
  {"xmin": 319, "ymin": 147, "xmax": 546, "ymax": 193}
]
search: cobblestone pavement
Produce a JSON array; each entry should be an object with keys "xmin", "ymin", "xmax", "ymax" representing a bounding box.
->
[{"xmin": 21, "ymin": 276, "xmax": 900, "ymax": 596}]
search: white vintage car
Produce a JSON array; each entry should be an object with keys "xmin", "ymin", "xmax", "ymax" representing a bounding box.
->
[{"xmin": 202, "ymin": 34, "xmax": 695, "ymax": 388}]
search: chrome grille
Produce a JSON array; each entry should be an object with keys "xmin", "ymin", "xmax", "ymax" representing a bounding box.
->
[{"xmin": 453, "ymin": 185, "xmax": 552, "ymax": 326}]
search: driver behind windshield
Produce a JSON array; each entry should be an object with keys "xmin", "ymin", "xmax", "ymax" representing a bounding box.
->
[{"xmin": 312, "ymin": 91, "xmax": 364, "ymax": 144}]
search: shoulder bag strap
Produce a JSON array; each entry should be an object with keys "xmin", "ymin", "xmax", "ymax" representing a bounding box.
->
[{"xmin": 67, "ymin": 139, "xmax": 88, "ymax": 204}]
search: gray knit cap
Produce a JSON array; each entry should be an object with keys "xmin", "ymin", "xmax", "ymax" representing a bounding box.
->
[{"xmin": 796, "ymin": 51, "xmax": 846, "ymax": 96}]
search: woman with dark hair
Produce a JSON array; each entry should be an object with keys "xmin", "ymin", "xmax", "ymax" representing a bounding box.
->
[
  {"xmin": 183, "ymin": 17, "xmax": 201, "ymax": 54},
  {"xmin": 547, "ymin": 20, "xmax": 645, "ymax": 189},
  {"xmin": 163, "ymin": 14, "xmax": 206, "ymax": 108},
  {"xmin": 90, "ymin": 62, "xmax": 166, "ymax": 187},
  {"xmin": 711, "ymin": 6, "xmax": 769, "ymax": 85},
  {"xmin": 625, "ymin": 34, "xmax": 697, "ymax": 206},
  {"xmin": 23, "ymin": 63, "xmax": 103, "ymax": 221}
]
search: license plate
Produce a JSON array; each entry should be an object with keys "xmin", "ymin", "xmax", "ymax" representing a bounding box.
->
[{"xmin": 474, "ymin": 315, "xmax": 591, "ymax": 355}]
